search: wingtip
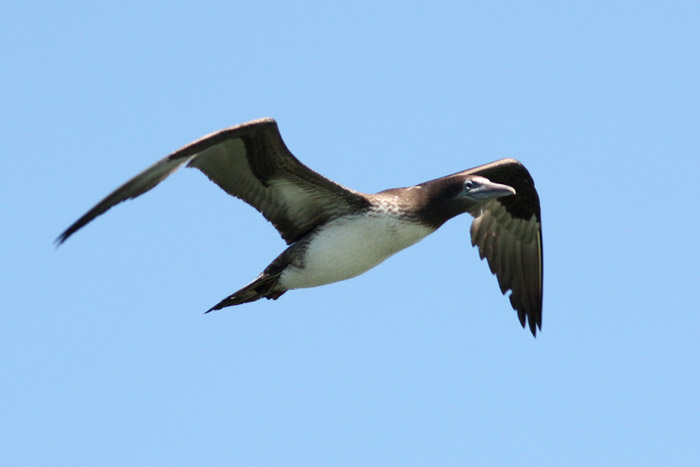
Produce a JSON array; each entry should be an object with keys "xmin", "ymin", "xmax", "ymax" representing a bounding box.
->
[
  {"xmin": 527, "ymin": 317, "xmax": 542, "ymax": 338},
  {"xmin": 54, "ymin": 232, "xmax": 69, "ymax": 248},
  {"xmin": 516, "ymin": 305, "xmax": 541, "ymax": 338},
  {"xmin": 529, "ymin": 323, "xmax": 539, "ymax": 338},
  {"xmin": 55, "ymin": 219, "xmax": 85, "ymax": 248}
]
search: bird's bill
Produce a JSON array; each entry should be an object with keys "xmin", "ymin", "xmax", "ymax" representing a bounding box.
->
[{"xmin": 467, "ymin": 179, "xmax": 516, "ymax": 200}]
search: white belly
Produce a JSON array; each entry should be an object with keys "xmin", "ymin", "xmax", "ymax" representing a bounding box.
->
[{"xmin": 279, "ymin": 213, "xmax": 435, "ymax": 289}]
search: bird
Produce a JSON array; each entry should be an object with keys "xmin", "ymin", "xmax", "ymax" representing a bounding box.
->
[{"xmin": 56, "ymin": 118, "xmax": 543, "ymax": 336}]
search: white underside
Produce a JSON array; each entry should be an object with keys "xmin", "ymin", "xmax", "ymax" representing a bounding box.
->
[{"xmin": 279, "ymin": 212, "xmax": 435, "ymax": 289}]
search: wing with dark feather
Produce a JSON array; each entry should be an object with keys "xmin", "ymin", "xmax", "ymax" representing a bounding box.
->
[
  {"xmin": 56, "ymin": 118, "xmax": 369, "ymax": 246},
  {"xmin": 466, "ymin": 159, "xmax": 543, "ymax": 336}
]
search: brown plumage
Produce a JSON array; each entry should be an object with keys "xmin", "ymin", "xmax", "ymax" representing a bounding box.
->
[{"xmin": 57, "ymin": 118, "xmax": 543, "ymax": 336}]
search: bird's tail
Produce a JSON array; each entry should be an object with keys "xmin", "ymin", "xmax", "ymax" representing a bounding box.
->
[{"xmin": 205, "ymin": 272, "xmax": 285, "ymax": 313}]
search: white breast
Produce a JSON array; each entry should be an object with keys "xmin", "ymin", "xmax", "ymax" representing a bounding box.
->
[{"xmin": 279, "ymin": 211, "xmax": 435, "ymax": 290}]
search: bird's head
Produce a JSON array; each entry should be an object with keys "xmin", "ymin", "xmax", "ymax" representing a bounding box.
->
[
  {"xmin": 445, "ymin": 175, "xmax": 516, "ymax": 213},
  {"xmin": 415, "ymin": 174, "xmax": 516, "ymax": 228}
]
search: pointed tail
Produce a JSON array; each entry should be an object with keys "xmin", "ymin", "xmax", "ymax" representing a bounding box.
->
[{"xmin": 205, "ymin": 272, "xmax": 286, "ymax": 313}]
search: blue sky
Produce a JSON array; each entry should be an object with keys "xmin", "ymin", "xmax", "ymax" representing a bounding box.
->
[{"xmin": 3, "ymin": 1, "xmax": 699, "ymax": 465}]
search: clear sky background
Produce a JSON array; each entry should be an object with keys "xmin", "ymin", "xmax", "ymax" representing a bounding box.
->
[{"xmin": 3, "ymin": 1, "xmax": 699, "ymax": 465}]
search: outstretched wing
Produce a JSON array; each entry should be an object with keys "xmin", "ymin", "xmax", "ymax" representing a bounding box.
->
[
  {"xmin": 56, "ymin": 118, "xmax": 370, "ymax": 245},
  {"xmin": 466, "ymin": 159, "xmax": 543, "ymax": 336}
]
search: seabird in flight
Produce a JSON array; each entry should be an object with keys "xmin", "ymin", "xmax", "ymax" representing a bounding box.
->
[{"xmin": 57, "ymin": 118, "xmax": 543, "ymax": 335}]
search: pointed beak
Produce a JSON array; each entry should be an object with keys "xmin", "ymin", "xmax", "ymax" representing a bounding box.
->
[{"xmin": 469, "ymin": 180, "xmax": 516, "ymax": 200}]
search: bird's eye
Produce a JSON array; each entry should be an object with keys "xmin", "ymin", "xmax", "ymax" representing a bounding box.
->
[{"xmin": 464, "ymin": 180, "xmax": 474, "ymax": 190}]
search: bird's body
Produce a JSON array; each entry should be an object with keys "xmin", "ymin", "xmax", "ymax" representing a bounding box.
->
[
  {"xmin": 279, "ymin": 206, "xmax": 434, "ymax": 289},
  {"xmin": 57, "ymin": 118, "xmax": 543, "ymax": 335}
]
